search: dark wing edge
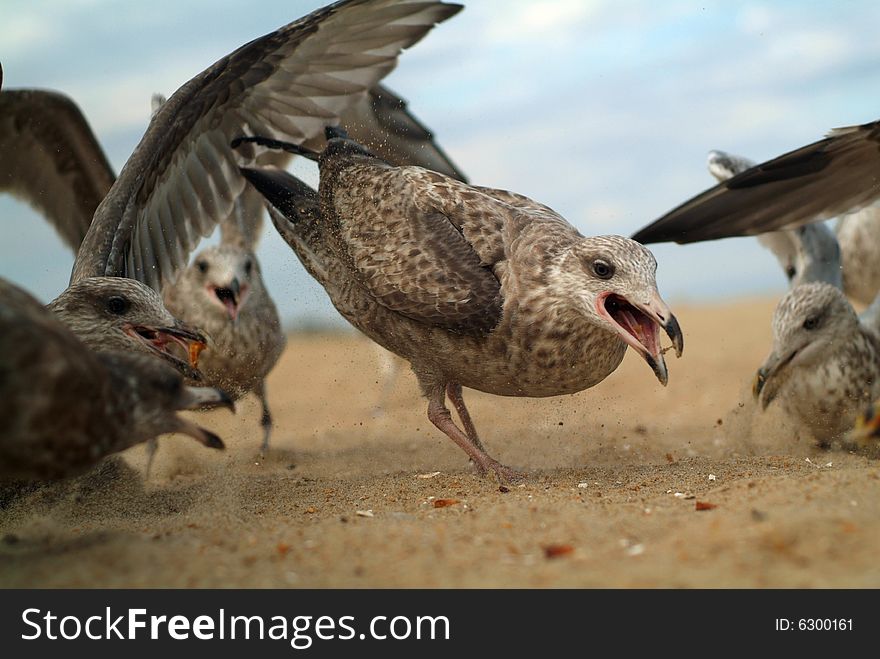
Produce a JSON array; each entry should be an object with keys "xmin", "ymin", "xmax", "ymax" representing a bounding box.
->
[{"xmin": 632, "ymin": 119, "xmax": 880, "ymax": 245}]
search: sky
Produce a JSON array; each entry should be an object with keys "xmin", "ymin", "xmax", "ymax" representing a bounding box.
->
[{"xmin": 2, "ymin": 0, "xmax": 879, "ymax": 329}]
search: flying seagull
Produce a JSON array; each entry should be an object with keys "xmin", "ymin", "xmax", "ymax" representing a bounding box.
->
[
  {"xmin": 665, "ymin": 150, "xmax": 880, "ymax": 449},
  {"xmin": 235, "ymin": 130, "xmax": 684, "ymax": 481}
]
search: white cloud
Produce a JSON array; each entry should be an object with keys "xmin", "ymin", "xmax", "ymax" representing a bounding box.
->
[{"xmin": 486, "ymin": 0, "xmax": 603, "ymax": 43}]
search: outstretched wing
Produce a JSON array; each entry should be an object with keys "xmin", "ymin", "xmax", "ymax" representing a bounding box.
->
[
  {"xmin": 632, "ymin": 119, "xmax": 880, "ymax": 244},
  {"xmin": 72, "ymin": 0, "xmax": 463, "ymax": 291},
  {"xmin": 0, "ymin": 89, "xmax": 116, "ymax": 251}
]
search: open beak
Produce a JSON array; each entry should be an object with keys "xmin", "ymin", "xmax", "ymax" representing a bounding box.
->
[
  {"xmin": 752, "ymin": 348, "xmax": 798, "ymax": 410},
  {"xmin": 172, "ymin": 386, "xmax": 235, "ymax": 451},
  {"xmin": 597, "ymin": 290, "xmax": 684, "ymax": 386},
  {"xmin": 175, "ymin": 420, "xmax": 226, "ymax": 450},
  {"xmin": 124, "ymin": 323, "xmax": 207, "ymax": 380},
  {"xmin": 213, "ymin": 278, "xmax": 243, "ymax": 322}
]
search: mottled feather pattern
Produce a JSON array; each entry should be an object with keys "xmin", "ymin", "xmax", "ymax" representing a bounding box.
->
[
  {"xmin": 1, "ymin": 278, "xmax": 215, "ymax": 480},
  {"xmin": 766, "ymin": 283, "xmax": 880, "ymax": 441},
  {"xmin": 163, "ymin": 245, "xmax": 285, "ymax": 399},
  {"xmin": 328, "ymin": 163, "xmax": 504, "ymax": 334}
]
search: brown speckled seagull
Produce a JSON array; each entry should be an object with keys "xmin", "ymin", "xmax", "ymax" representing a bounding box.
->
[
  {"xmin": 753, "ymin": 282, "xmax": 880, "ymax": 448},
  {"xmin": 237, "ymin": 131, "xmax": 684, "ymax": 480},
  {"xmin": 0, "ymin": 277, "xmax": 230, "ymax": 481}
]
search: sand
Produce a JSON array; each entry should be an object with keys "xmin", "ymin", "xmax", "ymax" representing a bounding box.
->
[{"xmin": 2, "ymin": 297, "xmax": 879, "ymax": 588}]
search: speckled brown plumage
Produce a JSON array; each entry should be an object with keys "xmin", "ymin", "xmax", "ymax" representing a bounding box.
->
[
  {"xmin": 164, "ymin": 245, "xmax": 285, "ymax": 452},
  {"xmin": 0, "ymin": 278, "xmax": 229, "ymax": 481},
  {"xmin": 754, "ymin": 282, "xmax": 880, "ymax": 444},
  {"xmin": 241, "ymin": 136, "xmax": 683, "ymax": 479}
]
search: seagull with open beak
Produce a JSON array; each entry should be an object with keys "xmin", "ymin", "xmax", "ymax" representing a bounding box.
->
[
  {"xmin": 163, "ymin": 244, "xmax": 285, "ymax": 455},
  {"xmin": 235, "ymin": 130, "xmax": 684, "ymax": 481}
]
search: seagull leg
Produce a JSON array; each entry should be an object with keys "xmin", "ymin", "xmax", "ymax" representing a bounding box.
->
[
  {"xmin": 445, "ymin": 383, "xmax": 485, "ymax": 451},
  {"xmin": 426, "ymin": 387, "xmax": 521, "ymax": 482},
  {"xmin": 256, "ymin": 380, "xmax": 273, "ymax": 458}
]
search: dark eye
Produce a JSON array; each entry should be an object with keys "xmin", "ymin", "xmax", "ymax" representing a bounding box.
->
[
  {"xmin": 106, "ymin": 296, "xmax": 130, "ymax": 315},
  {"xmin": 244, "ymin": 259, "xmax": 253, "ymax": 276},
  {"xmin": 803, "ymin": 315, "xmax": 820, "ymax": 330},
  {"xmin": 592, "ymin": 260, "xmax": 614, "ymax": 280},
  {"xmin": 196, "ymin": 260, "xmax": 209, "ymax": 274},
  {"xmin": 785, "ymin": 265, "xmax": 796, "ymax": 281}
]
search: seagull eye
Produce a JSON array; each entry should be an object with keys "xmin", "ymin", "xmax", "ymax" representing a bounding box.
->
[
  {"xmin": 196, "ymin": 260, "xmax": 209, "ymax": 274},
  {"xmin": 785, "ymin": 265, "xmax": 796, "ymax": 281},
  {"xmin": 244, "ymin": 259, "xmax": 253, "ymax": 276},
  {"xmin": 106, "ymin": 296, "xmax": 130, "ymax": 315},
  {"xmin": 592, "ymin": 260, "xmax": 614, "ymax": 280},
  {"xmin": 803, "ymin": 315, "xmax": 820, "ymax": 330}
]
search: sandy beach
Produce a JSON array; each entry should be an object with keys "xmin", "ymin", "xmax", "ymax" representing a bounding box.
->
[{"xmin": 2, "ymin": 296, "xmax": 879, "ymax": 588}]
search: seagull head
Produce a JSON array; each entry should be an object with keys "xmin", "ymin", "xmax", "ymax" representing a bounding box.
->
[
  {"xmin": 557, "ymin": 235, "xmax": 684, "ymax": 385},
  {"xmin": 49, "ymin": 277, "xmax": 207, "ymax": 379},
  {"xmin": 97, "ymin": 351, "xmax": 231, "ymax": 452},
  {"xmin": 753, "ymin": 282, "xmax": 858, "ymax": 409},
  {"xmin": 184, "ymin": 245, "xmax": 259, "ymax": 323}
]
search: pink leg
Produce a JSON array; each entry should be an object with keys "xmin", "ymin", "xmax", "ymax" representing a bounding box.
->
[
  {"xmin": 446, "ymin": 383, "xmax": 485, "ymax": 451},
  {"xmin": 426, "ymin": 389, "xmax": 521, "ymax": 482}
]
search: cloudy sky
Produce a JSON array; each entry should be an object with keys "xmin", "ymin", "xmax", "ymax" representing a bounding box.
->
[{"xmin": 2, "ymin": 0, "xmax": 879, "ymax": 328}]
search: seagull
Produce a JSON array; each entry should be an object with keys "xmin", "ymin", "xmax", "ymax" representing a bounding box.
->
[
  {"xmin": 149, "ymin": 75, "xmax": 468, "ymax": 454},
  {"xmin": 752, "ymin": 282, "xmax": 880, "ymax": 447},
  {"xmin": 644, "ymin": 148, "xmax": 880, "ymax": 449},
  {"xmin": 236, "ymin": 130, "xmax": 684, "ymax": 480},
  {"xmin": 3, "ymin": 1, "xmax": 461, "ymax": 444},
  {"xmin": 0, "ymin": 277, "xmax": 231, "ymax": 481}
]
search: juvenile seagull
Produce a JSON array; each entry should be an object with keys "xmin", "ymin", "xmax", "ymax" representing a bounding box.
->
[
  {"xmin": 164, "ymin": 244, "xmax": 284, "ymax": 453},
  {"xmin": 151, "ymin": 65, "xmax": 467, "ymax": 453},
  {"xmin": 236, "ymin": 132, "xmax": 684, "ymax": 480},
  {"xmin": 0, "ymin": 277, "xmax": 230, "ymax": 481},
  {"xmin": 753, "ymin": 282, "xmax": 880, "ymax": 446}
]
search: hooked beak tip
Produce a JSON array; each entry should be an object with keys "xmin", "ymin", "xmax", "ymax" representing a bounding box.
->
[
  {"xmin": 645, "ymin": 353, "xmax": 669, "ymax": 386},
  {"xmin": 665, "ymin": 314, "xmax": 684, "ymax": 358}
]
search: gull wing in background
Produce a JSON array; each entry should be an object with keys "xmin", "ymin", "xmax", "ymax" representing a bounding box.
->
[
  {"xmin": 0, "ymin": 89, "xmax": 115, "ymax": 251},
  {"xmin": 706, "ymin": 150, "xmax": 842, "ymax": 290},
  {"xmin": 157, "ymin": 80, "xmax": 471, "ymax": 251},
  {"xmin": 339, "ymin": 83, "xmax": 467, "ymax": 182},
  {"xmin": 632, "ymin": 119, "xmax": 880, "ymax": 244},
  {"xmin": 70, "ymin": 0, "xmax": 463, "ymax": 292}
]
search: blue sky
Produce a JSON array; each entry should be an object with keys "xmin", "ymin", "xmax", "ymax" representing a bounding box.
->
[{"xmin": 2, "ymin": 0, "xmax": 879, "ymax": 328}]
